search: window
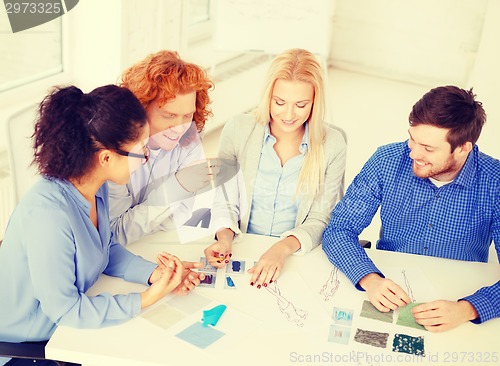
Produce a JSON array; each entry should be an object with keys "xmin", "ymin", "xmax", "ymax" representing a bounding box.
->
[
  {"xmin": 189, "ymin": 0, "xmax": 210, "ymax": 25},
  {"xmin": 187, "ymin": 0, "xmax": 214, "ymax": 45},
  {"xmin": 0, "ymin": 11, "xmax": 63, "ymax": 93},
  {"xmin": 184, "ymin": 0, "xmax": 245, "ymax": 69}
]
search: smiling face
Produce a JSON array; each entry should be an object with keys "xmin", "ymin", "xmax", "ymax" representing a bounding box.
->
[
  {"xmin": 269, "ymin": 79, "xmax": 314, "ymax": 137},
  {"xmin": 408, "ymin": 124, "xmax": 470, "ymax": 181},
  {"xmin": 146, "ymin": 92, "xmax": 197, "ymax": 151}
]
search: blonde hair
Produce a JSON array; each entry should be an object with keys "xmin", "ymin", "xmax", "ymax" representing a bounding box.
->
[{"xmin": 254, "ymin": 48, "xmax": 327, "ymax": 199}]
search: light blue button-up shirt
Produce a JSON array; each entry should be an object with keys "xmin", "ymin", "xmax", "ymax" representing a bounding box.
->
[
  {"xmin": 247, "ymin": 123, "xmax": 309, "ymax": 237},
  {"xmin": 0, "ymin": 178, "xmax": 156, "ymax": 351}
]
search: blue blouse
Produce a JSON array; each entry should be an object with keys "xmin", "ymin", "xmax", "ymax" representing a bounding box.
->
[
  {"xmin": 247, "ymin": 123, "xmax": 309, "ymax": 236},
  {"xmin": 0, "ymin": 178, "xmax": 156, "ymax": 345}
]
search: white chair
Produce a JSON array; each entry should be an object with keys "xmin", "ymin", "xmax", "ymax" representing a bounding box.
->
[{"xmin": 4, "ymin": 102, "xmax": 40, "ymax": 206}]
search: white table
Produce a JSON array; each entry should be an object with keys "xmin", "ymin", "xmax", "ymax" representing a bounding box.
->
[{"xmin": 46, "ymin": 229, "xmax": 500, "ymax": 366}]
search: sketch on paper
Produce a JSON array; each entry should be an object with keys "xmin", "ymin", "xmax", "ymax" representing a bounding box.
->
[
  {"xmin": 319, "ymin": 267, "xmax": 340, "ymax": 301},
  {"xmin": 402, "ymin": 270, "xmax": 416, "ymax": 302},
  {"xmin": 265, "ymin": 280, "xmax": 308, "ymax": 327},
  {"xmin": 384, "ymin": 266, "xmax": 438, "ymax": 303}
]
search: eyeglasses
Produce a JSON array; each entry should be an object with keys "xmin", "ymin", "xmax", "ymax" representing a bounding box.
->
[{"xmin": 115, "ymin": 145, "xmax": 151, "ymax": 165}]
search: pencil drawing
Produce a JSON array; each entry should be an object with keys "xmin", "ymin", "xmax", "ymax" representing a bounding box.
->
[
  {"xmin": 402, "ymin": 270, "xmax": 416, "ymax": 302},
  {"xmin": 319, "ymin": 267, "xmax": 340, "ymax": 301},
  {"xmin": 266, "ymin": 280, "xmax": 308, "ymax": 326}
]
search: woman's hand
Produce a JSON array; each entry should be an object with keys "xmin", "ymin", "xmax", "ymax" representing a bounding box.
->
[
  {"xmin": 141, "ymin": 253, "xmax": 183, "ymax": 308},
  {"xmin": 248, "ymin": 236, "xmax": 300, "ymax": 288},
  {"xmin": 172, "ymin": 261, "xmax": 206, "ymax": 295},
  {"xmin": 150, "ymin": 254, "xmax": 206, "ymax": 296},
  {"xmin": 204, "ymin": 228, "xmax": 234, "ymax": 268},
  {"xmin": 148, "ymin": 252, "xmax": 172, "ymax": 284}
]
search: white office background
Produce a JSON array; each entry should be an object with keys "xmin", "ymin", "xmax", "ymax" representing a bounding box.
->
[{"xmin": 1, "ymin": 0, "xmax": 499, "ymax": 241}]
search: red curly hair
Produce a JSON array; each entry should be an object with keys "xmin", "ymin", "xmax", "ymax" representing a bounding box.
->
[{"xmin": 119, "ymin": 50, "xmax": 214, "ymax": 146}]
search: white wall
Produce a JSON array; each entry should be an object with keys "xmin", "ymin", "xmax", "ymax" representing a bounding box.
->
[
  {"xmin": 328, "ymin": 0, "xmax": 499, "ymax": 159},
  {"xmin": 67, "ymin": 0, "xmax": 183, "ymax": 92},
  {"xmin": 467, "ymin": 0, "xmax": 500, "ymax": 158},
  {"xmin": 330, "ymin": 0, "xmax": 489, "ymax": 87},
  {"xmin": 66, "ymin": 0, "xmax": 124, "ymax": 91}
]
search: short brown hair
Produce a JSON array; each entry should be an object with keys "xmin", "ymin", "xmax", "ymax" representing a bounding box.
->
[{"xmin": 409, "ymin": 85, "xmax": 486, "ymax": 151}]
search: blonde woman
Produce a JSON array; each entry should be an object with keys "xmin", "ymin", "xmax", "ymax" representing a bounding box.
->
[{"xmin": 205, "ymin": 49, "xmax": 346, "ymax": 287}]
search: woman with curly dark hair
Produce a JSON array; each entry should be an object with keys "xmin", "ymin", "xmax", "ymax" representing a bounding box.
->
[
  {"xmin": 109, "ymin": 50, "xmax": 215, "ymax": 245},
  {"xmin": 0, "ymin": 85, "xmax": 204, "ymax": 366}
]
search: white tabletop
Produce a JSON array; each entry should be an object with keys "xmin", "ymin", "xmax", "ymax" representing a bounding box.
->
[{"xmin": 46, "ymin": 228, "xmax": 500, "ymax": 366}]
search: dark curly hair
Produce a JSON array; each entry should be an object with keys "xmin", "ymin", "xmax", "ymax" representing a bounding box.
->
[
  {"xmin": 119, "ymin": 50, "xmax": 214, "ymax": 146},
  {"xmin": 33, "ymin": 84, "xmax": 147, "ymax": 180},
  {"xmin": 409, "ymin": 85, "xmax": 486, "ymax": 151}
]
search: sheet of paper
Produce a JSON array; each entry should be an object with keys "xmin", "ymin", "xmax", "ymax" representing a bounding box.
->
[
  {"xmin": 230, "ymin": 270, "xmax": 330, "ymax": 333},
  {"xmin": 299, "ymin": 261, "xmax": 435, "ymax": 357},
  {"xmin": 381, "ymin": 266, "xmax": 439, "ymax": 303}
]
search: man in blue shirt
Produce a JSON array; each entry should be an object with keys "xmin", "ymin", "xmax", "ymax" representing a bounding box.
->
[{"xmin": 322, "ymin": 85, "xmax": 500, "ymax": 332}]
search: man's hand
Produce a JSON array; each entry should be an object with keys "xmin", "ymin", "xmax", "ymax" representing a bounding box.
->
[
  {"xmin": 412, "ymin": 300, "xmax": 478, "ymax": 332},
  {"xmin": 359, "ymin": 273, "xmax": 411, "ymax": 311}
]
